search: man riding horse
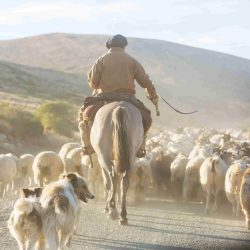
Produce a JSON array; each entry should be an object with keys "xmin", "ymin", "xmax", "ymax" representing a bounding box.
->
[{"xmin": 78, "ymin": 34, "xmax": 158, "ymax": 158}]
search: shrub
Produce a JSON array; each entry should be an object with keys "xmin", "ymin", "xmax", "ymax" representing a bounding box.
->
[
  {"xmin": 0, "ymin": 119, "xmax": 12, "ymax": 135},
  {"xmin": 0, "ymin": 104, "xmax": 43, "ymax": 139},
  {"xmin": 36, "ymin": 101, "xmax": 77, "ymax": 137}
]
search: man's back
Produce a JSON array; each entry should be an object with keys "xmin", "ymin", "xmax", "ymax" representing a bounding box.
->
[
  {"xmin": 88, "ymin": 39, "xmax": 156, "ymax": 98},
  {"xmin": 92, "ymin": 47, "xmax": 136, "ymax": 94}
]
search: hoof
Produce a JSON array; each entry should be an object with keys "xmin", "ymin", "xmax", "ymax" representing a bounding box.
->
[
  {"xmin": 108, "ymin": 208, "xmax": 119, "ymax": 220},
  {"xmin": 247, "ymin": 221, "xmax": 250, "ymax": 230},
  {"xmin": 119, "ymin": 218, "xmax": 128, "ymax": 226},
  {"xmin": 103, "ymin": 207, "xmax": 109, "ymax": 214},
  {"xmin": 66, "ymin": 238, "xmax": 72, "ymax": 248}
]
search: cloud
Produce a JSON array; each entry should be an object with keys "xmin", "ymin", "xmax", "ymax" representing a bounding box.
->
[
  {"xmin": 197, "ymin": 36, "xmax": 223, "ymax": 45},
  {"xmin": 0, "ymin": 1, "xmax": 139, "ymax": 25},
  {"xmin": 200, "ymin": 1, "xmax": 238, "ymax": 14},
  {"xmin": 174, "ymin": 0, "xmax": 238, "ymax": 14},
  {"xmin": 176, "ymin": 25, "xmax": 250, "ymax": 57},
  {"xmin": 0, "ymin": 32, "xmax": 23, "ymax": 39}
]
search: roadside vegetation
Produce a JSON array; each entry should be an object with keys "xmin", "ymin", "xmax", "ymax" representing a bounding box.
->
[{"xmin": 0, "ymin": 100, "xmax": 78, "ymax": 139}]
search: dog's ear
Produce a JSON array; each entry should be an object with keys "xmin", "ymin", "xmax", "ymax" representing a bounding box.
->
[
  {"xmin": 66, "ymin": 173, "xmax": 77, "ymax": 182},
  {"xmin": 21, "ymin": 188, "xmax": 30, "ymax": 198},
  {"xmin": 34, "ymin": 187, "xmax": 42, "ymax": 197},
  {"xmin": 59, "ymin": 173, "xmax": 67, "ymax": 180}
]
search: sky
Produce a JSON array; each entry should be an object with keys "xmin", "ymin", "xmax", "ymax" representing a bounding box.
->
[{"xmin": 0, "ymin": 0, "xmax": 250, "ymax": 59}]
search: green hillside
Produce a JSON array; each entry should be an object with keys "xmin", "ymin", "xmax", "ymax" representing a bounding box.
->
[{"xmin": 0, "ymin": 33, "xmax": 249, "ymax": 128}]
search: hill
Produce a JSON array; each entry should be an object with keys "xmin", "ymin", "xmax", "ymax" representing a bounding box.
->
[
  {"xmin": 0, "ymin": 33, "xmax": 249, "ymax": 128},
  {"xmin": 0, "ymin": 60, "xmax": 90, "ymax": 110}
]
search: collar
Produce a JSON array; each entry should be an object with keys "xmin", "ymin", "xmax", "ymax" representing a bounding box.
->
[{"xmin": 109, "ymin": 47, "xmax": 125, "ymax": 52}]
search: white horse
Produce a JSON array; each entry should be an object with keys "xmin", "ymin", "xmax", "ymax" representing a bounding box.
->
[{"xmin": 90, "ymin": 101, "xmax": 144, "ymax": 225}]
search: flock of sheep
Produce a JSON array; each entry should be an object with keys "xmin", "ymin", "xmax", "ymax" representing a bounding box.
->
[{"xmin": 1, "ymin": 127, "xmax": 250, "ymax": 230}]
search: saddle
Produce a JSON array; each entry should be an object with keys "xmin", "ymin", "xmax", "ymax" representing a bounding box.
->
[{"xmin": 79, "ymin": 96, "xmax": 152, "ymax": 133}]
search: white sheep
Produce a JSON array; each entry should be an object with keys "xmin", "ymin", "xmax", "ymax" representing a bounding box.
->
[
  {"xmin": 225, "ymin": 160, "xmax": 249, "ymax": 216},
  {"xmin": 13, "ymin": 154, "xmax": 35, "ymax": 192},
  {"xmin": 188, "ymin": 145, "xmax": 213, "ymax": 160},
  {"xmin": 183, "ymin": 155, "xmax": 206, "ymax": 201},
  {"xmin": 64, "ymin": 147, "xmax": 85, "ymax": 176},
  {"xmin": 58, "ymin": 142, "xmax": 81, "ymax": 165},
  {"xmin": 82, "ymin": 154, "xmax": 103, "ymax": 199},
  {"xmin": 32, "ymin": 151, "xmax": 64, "ymax": 187},
  {"xmin": 170, "ymin": 154, "xmax": 188, "ymax": 200},
  {"xmin": 200, "ymin": 155, "xmax": 228, "ymax": 213},
  {"xmin": 0, "ymin": 153, "xmax": 17, "ymax": 197},
  {"xmin": 240, "ymin": 167, "xmax": 250, "ymax": 229},
  {"xmin": 130, "ymin": 156, "xmax": 153, "ymax": 202}
]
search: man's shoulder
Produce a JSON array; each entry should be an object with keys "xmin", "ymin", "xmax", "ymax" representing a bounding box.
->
[
  {"xmin": 99, "ymin": 50, "xmax": 140, "ymax": 66},
  {"xmin": 94, "ymin": 53, "xmax": 107, "ymax": 63},
  {"xmin": 123, "ymin": 51, "xmax": 135, "ymax": 60}
]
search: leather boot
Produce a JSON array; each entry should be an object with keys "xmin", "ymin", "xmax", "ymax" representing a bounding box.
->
[
  {"xmin": 136, "ymin": 133, "xmax": 147, "ymax": 158},
  {"xmin": 79, "ymin": 120, "xmax": 95, "ymax": 155}
]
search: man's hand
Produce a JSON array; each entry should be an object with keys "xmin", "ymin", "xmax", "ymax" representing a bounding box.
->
[
  {"xmin": 148, "ymin": 95, "xmax": 160, "ymax": 116},
  {"xmin": 148, "ymin": 95, "xmax": 158, "ymax": 105}
]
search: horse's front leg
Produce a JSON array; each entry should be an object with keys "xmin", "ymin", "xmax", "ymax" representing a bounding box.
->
[
  {"xmin": 120, "ymin": 172, "xmax": 129, "ymax": 225},
  {"xmin": 108, "ymin": 171, "xmax": 119, "ymax": 220}
]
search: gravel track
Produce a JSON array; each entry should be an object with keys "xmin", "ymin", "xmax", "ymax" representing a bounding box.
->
[{"xmin": 1, "ymin": 197, "xmax": 250, "ymax": 250}]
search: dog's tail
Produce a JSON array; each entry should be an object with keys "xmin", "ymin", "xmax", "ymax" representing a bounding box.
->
[
  {"xmin": 12, "ymin": 198, "xmax": 33, "ymax": 225},
  {"xmin": 14, "ymin": 198, "xmax": 33, "ymax": 214}
]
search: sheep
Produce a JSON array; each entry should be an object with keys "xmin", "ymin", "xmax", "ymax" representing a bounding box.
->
[
  {"xmin": 170, "ymin": 154, "xmax": 188, "ymax": 200},
  {"xmin": 0, "ymin": 153, "xmax": 17, "ymax": 197},
  {"xmin": 82, "ymin": 154, "xmax": 103, "ymax": 199},
  {"xmin": 188, "ymin": 145, "xmax": 213, "ymax": 160},
  {"xmin": 129, "ymin": 157, "xmax": 152, "ymax": 203},
  {"xmin": 225, "ymin": 160, "xmax": 249, "ymax": 216},
  {"xmin": 32, "ymin": 151, "xmax": 64, "ymax": 187},
  {"xmin": 200, "ymin": 155, "xmax": 228, "ymax": 214},
  {"xmin": 240, "ymin": 167, "xmax": 250, "ymax": 229},
  {"xmin": 135, "ymin": 157, "xmax": 152, "ymax": 188},
  {"xmin": 64, "ymin": 147, "xmax": 85, "ymax": 176},
  {"xmin": 183, "ymin": 155, "xmax": 205, "ymax": 202},
  {"xmin": 150, "ymin": 152, "xmax": 175, "ymax": 195},
  {"xmin": 12, "ymin": 154, "xmax": 35, "ymax": 193},
  {"xmin": 58, "ymin": 142, "xmax": 81, "ymax": 165},
  {"xmin": 188, "ymin": 145, "xmax": 200, "ymax": 160}
]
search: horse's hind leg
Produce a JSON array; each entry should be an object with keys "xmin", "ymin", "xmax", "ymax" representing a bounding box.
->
[
  {"xmin": 108, "ymin": 171, "xmax": 119, "ymax": 220},
  {"xmin": 120, "ymin": 172, "xmax": 129, "ymax": 225},
  {"xmin": 101, "ymin": 167, "xmax": 111, "ymax": 213}
]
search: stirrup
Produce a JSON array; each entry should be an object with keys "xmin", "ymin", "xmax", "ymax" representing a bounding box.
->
[
  {"xmin": 81, "ymin": 146, "xmax": 95, "ymax": 156},
  {"xmin": 136, "ymin": 149, "xmax": 146, "ymax": 158}
]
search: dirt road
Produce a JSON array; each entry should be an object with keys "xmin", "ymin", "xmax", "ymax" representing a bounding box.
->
[{"xmin": 1, "ymin": 197, "xmax": 250, "ymax": 249}]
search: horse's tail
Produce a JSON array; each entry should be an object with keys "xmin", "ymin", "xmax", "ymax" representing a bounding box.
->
[{"xmin": 112, "ymin": 106, "xmax": 130, "ymax": 174}]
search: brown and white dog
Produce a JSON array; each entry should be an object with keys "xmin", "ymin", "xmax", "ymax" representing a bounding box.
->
[
  {"xmin": 240, "ymin": 167, "xmax": 250, "ymax": 229},
  {"xmin": 8, "ymin": 187, "xmax": 44, "ymax": 250},
  {"xmin": 40, "ymin": 172, "xmax": 94, "ymax": 249}
]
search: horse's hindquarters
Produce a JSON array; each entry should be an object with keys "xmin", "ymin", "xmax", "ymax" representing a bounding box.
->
[{"xmin": 90, "ymin": 101, "xmax": 144, "ymax": 224}]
